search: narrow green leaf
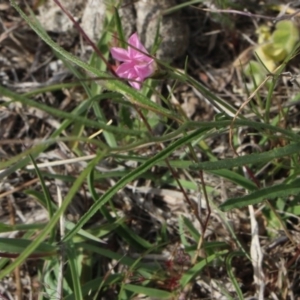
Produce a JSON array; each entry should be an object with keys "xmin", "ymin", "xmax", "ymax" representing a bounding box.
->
[
  {"xmin": 88, "ymin": 171, "xmax": 152, "ymax": 250},
  {"xmin": 219, "ymin": 178, "xmax": 300, "ymax": 211},
  {"xmin": 29, "ymin": 154, "xmax": 55, "ymax": 242},
  {"xmin": 64, "ymin": 274, "xmax": 123, "ymax": 300},
  {"xmin": 181, "ymin": 216, "xmax": 201, "ymax": 242},
  {"xmin": 0, "ymin": 223, "xmax": 46, "ymax": 233},
  {"xmin": 67, "ymin": 243, "xmax": 83, "ymax": 300},
  {"xmin": 209, "ymin": 169, "xmax": 257, "ymax": 191},
  {"xmin": 0, "ymin": 153, "xmax": 103, "ymax": 279},
  {"xmin": 63, "ymin": 128, "xmax": 206, "ymax": 242},
  {"xmin": 123, "ymin": 284, "xmax": 172, "ymax": 298},
  {"xmin": 180, "ymin": 250, "xmax": 228, "ymax": 287},
  {"xmin": 114, "ymin": 6, "xmax": 126, "ymax": 48},
  {"xmin": 10, "ymin": 0, "xmax": 179, "ymax": 121},
  {"xmin": 0, "ymin": 86, "xmax": 142, "ymax": 137},
  {"xmin": 191, "ymin": 142, "xmax": 300, "ymax": 171},
  {"xmin": 226, "ymin": 251, "xmax": 244, "ymax": 300},
  {"xmin": 0, "ymin": 238, "xmax": 56, "ymax": 254}
]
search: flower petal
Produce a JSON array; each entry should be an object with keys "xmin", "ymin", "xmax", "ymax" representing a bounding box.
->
[
  {"xmin": 129, "ymin": 80, "xmax": 142, "ymax": 90},
  {"xmin": 133, "ymin": 61, "xmax": 155, "ymax": 79},
  {"xmin": 127, "ymin": 33, "xmax": 151, "ymax": 60},
  {"xmin": 128, "ymin": 33, "xmax": 147, "ymax": 52},
  {"xmin": 110, "ymin": 47, "xmax": 131, "ymax": 62},
  {"xmin": 115, "ymin": 62, "xmax": 137, "ymax": 78},
  {"xmin": 116, "ymin": 63, "xmax": 143, "ymax": 89}
]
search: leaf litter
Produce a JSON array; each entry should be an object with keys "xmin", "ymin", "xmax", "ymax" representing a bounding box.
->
[{"xmin": 1, "ymin": 0, "xmax": 300, "ymax": 299}]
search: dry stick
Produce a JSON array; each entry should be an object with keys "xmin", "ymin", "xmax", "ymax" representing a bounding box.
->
[
  {"xmin": 229, "ymin": 75, "xmax": 265, "ymax": 188},
  {"xmin": 194, "ymin": 170, "xmax": 211, "ymax": 257},
  {"xmin": 135, "ymin": 104, "xmax": 210, "ymax": 294},
  {"xmin": 169, "ymin": 99, "xmax": 211, "ymax": 237},
  {"xmin": 229, "ymin": 72, "xmax": 296, "ymax": 246},
  {"xmin": 170, "ymin": 100, "xmax": 211, "ymax": 261},
  {"xmin": 43, "ymin": 0, "xmax": 193, "ymax": 219},
  {"xmin": 53, "ymin": 0, "xmax": 210, "ymax": 277},
  {"xmin": 136, "ymin": 103, "xmax": 211, "ymax": 270},
  {"xmin": 133, "ymin": 104, "xmax": 205, "ymax": 223},
  {"xmin": 53, "ymin": 0, "xmax": 154, "ymax": 83},
  {"xmin": 133, "ymin": 104, "xmax": 192, "ymax": 206},
  {"xmin": 7, "ymin": 197, "xmax": 22, "ymax": 300},
  {"xmin": 52, "ymin": 0, "xmax": 158, "ymax": 89},
  {"xmin": 56, "ymin": 186, "xmax": 64, "ymax": 299},
  {"xmin": 285, "ymin": 246, "xmax": 300, "ymax": 269},
  {"xmin": 0, "ymin": 178, "xmax": 39, "ymax": 199},
  {"xmin": 200, "ymin": 7, "xmax": 300, "ymax": 21},
  {"xmin": 0, "ymin": 20, "xmax": 23, "ymax": 43},
  {"xmin": 52, "ymin": 0, "xmax": 117, "ymax": 77},
  {"xmin": 195, "ymin": 170, "xmax": 211, "ymax": 235}
]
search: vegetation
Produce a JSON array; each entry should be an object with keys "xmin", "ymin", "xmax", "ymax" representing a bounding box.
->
[{"xmin": 1, "ymin": 1, "xmax": 300, "ymax": 299}]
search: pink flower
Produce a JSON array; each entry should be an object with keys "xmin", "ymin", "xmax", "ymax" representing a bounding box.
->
[{"xmin": 110, "ymin": 33, "xmax": 156, "ymax": 90}]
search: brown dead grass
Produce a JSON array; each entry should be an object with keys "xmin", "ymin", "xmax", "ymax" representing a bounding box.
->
[{"xmin": 1, "ymin": 1, "xmax": 300, "ymax": 299}]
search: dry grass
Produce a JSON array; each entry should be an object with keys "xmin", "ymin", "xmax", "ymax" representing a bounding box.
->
[{"xmin": 1, "ymin": 1, "xmax": 300, "ymax": 299}]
